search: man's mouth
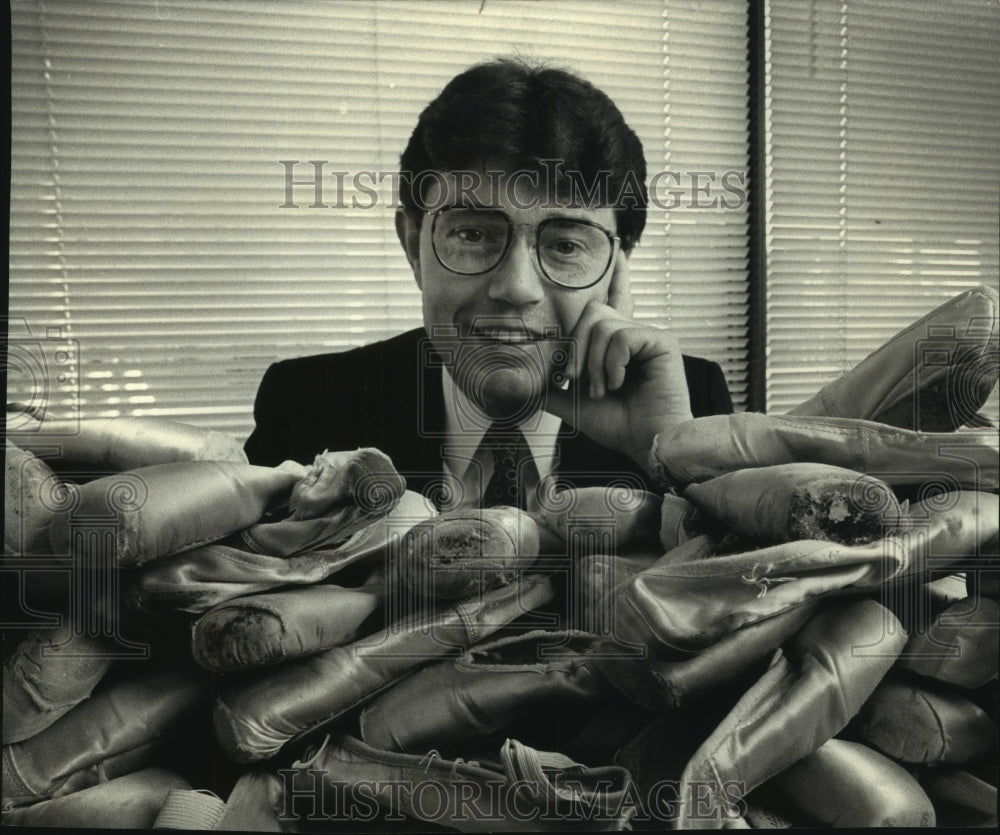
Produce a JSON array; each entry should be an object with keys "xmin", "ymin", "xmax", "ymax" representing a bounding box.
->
[
  {"xmin": 470, "ymin": 327, "xmax": 544, "ymax": 344},
  {"xmin": 467, "ymin": 320, "xmax": 549, "ymax": 344}
]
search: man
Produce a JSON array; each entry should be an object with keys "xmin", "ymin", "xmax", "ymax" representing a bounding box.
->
[{"xmin": 244, "ymin": 59, "xmax": 732, "ymax": 509}]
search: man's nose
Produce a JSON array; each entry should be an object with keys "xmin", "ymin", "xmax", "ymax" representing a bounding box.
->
[{"xmin": 486, "ymin": 227, "xmax": 546, "ymax": 306}]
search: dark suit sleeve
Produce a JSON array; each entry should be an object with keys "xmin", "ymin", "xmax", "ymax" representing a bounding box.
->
[
  {"xmin": 243, "ymin": 361, "xmax": 288, "ymax": 466},
  {"xmin": 243, "ymin": 354, "xmax": 367, "ymax": 467},
  {"xmin": 683, "ymin": 355, "xmax": 734, "ymax": 417},
  {"xmin": 242, "ymin": 334, "xmax": 422, "ymax": 469},
  {"xmin": 703, "ymin": 360, "xmax": 734, "ymax": 416}
]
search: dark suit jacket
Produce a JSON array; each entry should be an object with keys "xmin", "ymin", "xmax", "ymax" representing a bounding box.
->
[{"xmin": 244, "ymin": 328, "xmax": 733, "ymax": 497}]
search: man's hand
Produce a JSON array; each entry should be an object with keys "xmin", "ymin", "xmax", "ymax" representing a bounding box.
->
[{"xmin": 545, "ymin": 298, "xmax": 693, "ymax": 474}]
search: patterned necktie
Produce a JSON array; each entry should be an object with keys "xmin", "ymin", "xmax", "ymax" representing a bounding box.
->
[{"xmin": 482, "ymin": 422, "xmax": 532, "ymax": 509}]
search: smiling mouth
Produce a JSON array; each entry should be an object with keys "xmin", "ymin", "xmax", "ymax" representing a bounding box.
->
[
  {"xmin": 467, "ymin": 317, "xmax": 551, "ymax": 343},
  {"xmin": 469, "ymin": 328, "xmax": 545, "ymax": 344}
]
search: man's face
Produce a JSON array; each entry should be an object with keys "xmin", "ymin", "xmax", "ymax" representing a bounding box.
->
[{"xmin": 400, "ymin": 169, "xmax": 629, "ymax": 422}]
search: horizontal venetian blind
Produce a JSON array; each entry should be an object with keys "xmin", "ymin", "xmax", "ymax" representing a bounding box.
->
[
  {"xmin": 657, "ymin": 2, "xmax": 750, "ymax": 407},
  {"xmin": 764, "ymin": 0, "xmax": 1000, "ymax": 420},
  {"xmin": 9, "ymin": 0, "xmax": 749, "ymax": 439}
]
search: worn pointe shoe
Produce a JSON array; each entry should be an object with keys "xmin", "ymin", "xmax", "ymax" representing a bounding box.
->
[
  {"xmin": 3, "ymin": 623, "xmax": 115, "ymax": 744},
  {"xmin": 238, "ymin": 448, "xmax": 406, "ymax": 557},
  {"xmin": 4, "ymin": 441, "xmax": 58, "ymax": 557},
  {"xmin": 628, "ymin": 491, "xmax": 998, "ymax": 651},
  {"xmin": 573, "ymin": 547, "xmax": 806, "ymax": 713},
  {"xmin": 359, "ymin": 629, "xmax": 613, "ymax": 754},
  {"xmin": 857, "ymin": 674, "xmax": 996, "ymax": 765},
  {"xmin": 2, "ymin": 665, "xmax": 206, "ymax": 808},
  {"xmin": 124, "ymin": 489, "xmax": 437, "ymax": 614},
  {"xmin": 674, "ymin": 597, "xmax": 906, "ymax": 829},
  {"xmin": 789, "ymin": 284, "xmax": 999, "ymax": 431},
  {"xmin": 532, "ymin": 485, "xmax": 664, "ymax": 557},
  {"xmin": 758, "ymin": 739, "xmax": 936, "ymax": 827},
  {"xmin": 282, "ymin": 733, "xmax": 636, "ymax": 832},
  {"xmin": 683, "ymin": 463, "xmax": 904, "ymax": 546},
  {"xmin": 898, "ymin": 596, "xmax": 999, "ymax": 689},
  {"xmin": 191, "ymin": 582, "xmax": 384, "ymax": 673},
  {"xmin": 214, "ymin": 574, "xmax": 556, "ymax": 763},
  {"xmin": 0, "ymin": 767, "xmax": 191, "ymax": 830},
  {"xmin": 574, "ymin": 551, "xmax": 662, "ymax": 649},
  {"xmin": 919, "ymin": 768, "xmax": 998, "ymax": 828},
  {"xmin": 658, "ymin": 494, "xmax": 715, "ymax": 553},
  {"xmin": 397, "ymin": 507, "xmax": 540, "ymax": 601},
  {"xmin": 650, "ymin": 412, "xmax": 999, "ymax": 492},
  {"xmin": 600, "ymin": 602, "xmax": 819, "ymax": 711},
  {"xmin": 627, "ymin": 536, "xmax": 906, "ymax": 652},
  {"xmin": 4, "ymin": 415, "xmax": 249, "ymax": 472},
  {"xmin": 46, "ymin": 460, "xmax": 303, "ymax": 567}
]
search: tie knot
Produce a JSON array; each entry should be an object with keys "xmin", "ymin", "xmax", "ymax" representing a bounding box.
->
[
  {"xmin": 482, "ymin": 422, "xmax": 532, "ymax": 508},
  {"xmin": 483, "ymin": 421, "xmax": 523, "ymax": 448}
]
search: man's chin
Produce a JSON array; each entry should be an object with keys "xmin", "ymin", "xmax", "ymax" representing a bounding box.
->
[{"xmin": 464, "ymin": 371, "xmax": 548, "ymax": 423}]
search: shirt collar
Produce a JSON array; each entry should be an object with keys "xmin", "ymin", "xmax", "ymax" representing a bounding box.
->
[{"xmin": 441, "ymin": 367, "xmax": 561, "ymax": 481}]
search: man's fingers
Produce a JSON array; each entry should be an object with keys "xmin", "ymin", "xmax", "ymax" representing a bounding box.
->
[
  {"xmin": 607, "ymin": 252, "xmax": 634, "ymax": 318},
  {"xmin": 563, "ymin": 337, "xmax": 580, "ymax": 384},
  {"xmin": 586, "ymin": 319, "xmax": 619, "ymax": 399},
  {"xmin": 604, "ymin": 328, "xmax": 633, "ymax": 392},
  {"xmin": 565, "ymin": 300, "xmax": 614, "ymax": 383}
]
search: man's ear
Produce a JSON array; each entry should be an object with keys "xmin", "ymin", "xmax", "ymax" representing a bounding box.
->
[
  {"xmin": 607, "ymin": 250, "xmax": 634, "ymax": 318},
  {"xmin": 395, "ymin": 209, "xmax": 422, "ymax": 288}
]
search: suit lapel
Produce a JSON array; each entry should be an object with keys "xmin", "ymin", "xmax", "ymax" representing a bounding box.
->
[{"xmin": 390, "ymin": 331, "xmax": 449, "ymax": 499}]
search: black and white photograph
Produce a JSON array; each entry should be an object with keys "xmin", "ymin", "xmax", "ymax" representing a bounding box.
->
[{"xmin": 4, "ymin": 0, "xmax": 999, "ymax": 831}]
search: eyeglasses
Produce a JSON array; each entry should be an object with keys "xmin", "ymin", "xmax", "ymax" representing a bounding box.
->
[{"xmin": 429, "ymin": 207, "xmax": 619, "ymax": 290}]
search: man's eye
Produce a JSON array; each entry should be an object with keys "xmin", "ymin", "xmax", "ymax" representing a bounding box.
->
[
  {"xmin": 453, "ymin": 227, "xmax": 486, "ymax": 244},
  {"xmin": 548, "ymin": 239, "xmax": 586, "ymax": 256}
]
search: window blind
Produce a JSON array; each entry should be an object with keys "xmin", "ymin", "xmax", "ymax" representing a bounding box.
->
[
  {"xmin": 8, "ymin": 0, "xmax": 749, "ymax": 440},
  {"xmin": 764, "ymin": 0, "xmax": 1000, "ymax": 420}
]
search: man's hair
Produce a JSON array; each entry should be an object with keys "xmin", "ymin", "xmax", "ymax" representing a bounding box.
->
[{"xmin": 399, "ymin": 58, "xmax": 647, "ymax": 252}]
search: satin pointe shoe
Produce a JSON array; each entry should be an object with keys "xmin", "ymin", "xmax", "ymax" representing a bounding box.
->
[
  {"xmin": 650, "ymin": 412, "xmax": 998, "ymax": 493},
  {"xmin": 628, "ymin": 490, "xmax": 997, "ymax": 652},
  {"xmin": 2, "ymin": 665, "xmax": 206, "ymax": 808},
  {"xmin": 788, "ymin": 284, "xmax": 999, "ymax": 431},
  {"xmin": 919, "ymin": 768, "xmax": 998, "ymax": 828},
  {"xmin": 191, "ymin": 582, "xmax": 384, "ymax": 673},
  {"xmin": 3, "ymin": 441, "xmax": 58, "ymax": 557},
  {"xmin": 573, "ymin": 550, "xmax": 818, "ymax": 711},
  {"xmin": 3, "ymin": 623, "xmax": 115, "ymax": 744},
  {"xmin": 857, "ymin": 673, "xmax": 996, "ymax": 765},
  {"xmin": 123, "ymin": 489, "xmax": 436, "ymax": 614},
  {"xmin": 754, "ymin": 738, "xmax": 935, "ymax": 827},
  {"xmin": 673, "ymin": 596, "xmax": 906, "ymax": 829},
  {"xmin": 214, "ymin": 574, "xmax": 555, "ymax": 763},
  {"xmin": 359, "ymin": 629, "xmax": 614, "ymax": 755},
  {"xmin": 897, "ymin": 595, "xmax": 999, "ymax": 689},
  {"xmin": 237, "ymin": 447, "xmax": 406, "ymax": 557},
  {"xmin": 281, "ymin": 732, "xmax": 637, "ymax": 832},
  {"xmin": 0, "ymin": 767, "xmax": 191, "ymax": 830}
]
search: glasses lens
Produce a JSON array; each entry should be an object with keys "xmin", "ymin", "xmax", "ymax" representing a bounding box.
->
[
  {"xmin": 432, "ymin": 209, "xmax": 509, "ymax": 274},
  {"xmin": 538, "ymin": 220, "xmax": 613, "ymax": 287}
]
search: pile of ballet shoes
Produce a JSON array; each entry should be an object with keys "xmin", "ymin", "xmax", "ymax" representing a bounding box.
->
[{"xmin": 3, "ymin": 285, "xmax": 997, "ymax": 830}]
